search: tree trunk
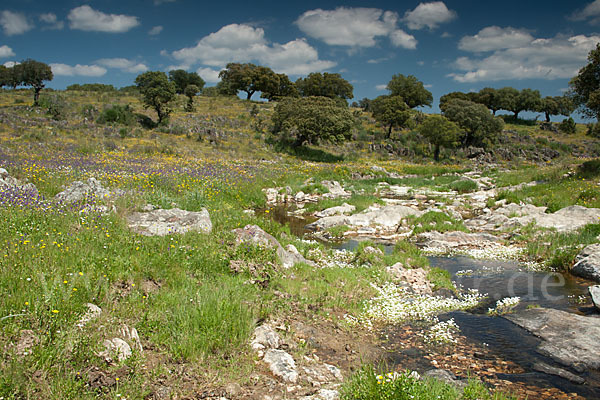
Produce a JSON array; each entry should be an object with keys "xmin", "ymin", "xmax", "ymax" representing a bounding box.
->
[
  {"xmin": 246, "ymin": 90, "xmax": 255, "ymax": 100},
  {"xmin": 492, "ymin": 109, "xmax": 497, "ymax": 116},
  {"xmin": 513, "ymin": 111, "xmax": 519, "ymax": 119},
  {"xmin": 387, "ymin": 124, "xmax": 393, "ymax": 138},
  {"xmin": 33, "ymin": 87, "xmax": 41, "ymax": 106},
  {"xmin": 434, "ymin": 145, "xmax": 440, "ymax": 161},
  {"xmin": 545, "ymin": 112, "xmax": 550, "ymax": 122}
]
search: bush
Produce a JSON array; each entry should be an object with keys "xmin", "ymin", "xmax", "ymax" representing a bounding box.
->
[
  {"xmin": 96, "ymin": 104, "xmax": 137, "ymax": 126},
  {"xmin": 559, "ymin": 117, "xmax": 576, "ymax": 134},
  {"xmin": 578, "ymin": 159, "xmax": 600, "ymax": 178},
  {"xmin": 587, "ymin": 122, "xmax": 600, "ymax": 138},
  {"xmin": 38, "ymin": 94, "xmax": 67, "ymax": 120}
]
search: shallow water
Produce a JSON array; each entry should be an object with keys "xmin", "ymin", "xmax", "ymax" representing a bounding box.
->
[{"xmin": 429, "ymin": 256, "xmax": 600, "ymax": 397}]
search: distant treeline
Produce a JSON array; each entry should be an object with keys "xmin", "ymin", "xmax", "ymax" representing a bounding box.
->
[{"xmin": 66, "ymin": 83, "xmax": 139, "ymax": 93}]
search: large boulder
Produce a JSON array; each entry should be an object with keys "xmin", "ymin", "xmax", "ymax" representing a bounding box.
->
[
  {"xmin": 232, "ymin": 224, "xmax": 314, "ymax": 268},
  {"xmin": 321, "ymin": 181, "xmax": 350, "ymax": 199},
  {"xmin": 315, "ymin": 203, "xmax": 355, "ymax": 218},
  {"xmin": 572, "ymin": 244, "xmax": 600, "ymax": 283},
  {"xmin": 263, "ymin": 349, "xmax": 298, "ymax": 383},
  {"xmin": 55, "ymin": 178, "xmax": 111, "ymax": 203},
  {"xmin": 128, "ymin": 208, "xmax": 212, "ymax": 236},
  {"xmin": 307, "ymin": 205, "xmax": 422, "ymax": 232},
  {"xmin": 589, "ymin": 285, "xmax": 600, "ymax": 311},
  {"xmin": 505, "ymin": 308, "xmax": 600, "ymax": 371}
]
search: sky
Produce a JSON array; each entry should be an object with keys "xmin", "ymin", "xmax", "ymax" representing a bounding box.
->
[{"xmin": 2, "ymin": 0, "xmax": 600, "ymax": 118}]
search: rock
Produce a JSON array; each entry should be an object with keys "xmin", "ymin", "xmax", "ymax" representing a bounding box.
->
[
  {"xmin": 321, "ymin": 181, "xmax": 350, "ymax": 199},
  {"xmin": 308, "ymin": 205, "xmax": 422, "ymax": 232},
  {"xmin": 389, "ymin": 267, "xmax": 432, "ymax": 295},
  {"xmin": 572, "ymin": 244, "xmax": 600, "ymax": 283},
  {"xmin": 233, "ymin": 225, "xmax": 314, "ymax": 268},
  {"xmin": 251, "ymin": 324, "xmax": 281, "ymax": 356},
  {"xmin": 55, "ymin": 178, "xmax": 111, "ymax": 203},
  {"xmin": 142, "ymin": 203, "xmax": 156, "ymax": 212},
  {"xmin": 128, "ymin": 207, "xmax": 212, "ymax": 236},
  {"xmin": 417, "ymin": 231, "xmax": 501, "ymax": 249},
  {"xmin": 314, "ymin": 203, "xmax": 356, "ymax": 218},
  {"xmin": 120, "ymin": 325, "xmax": 143, "ymax": 353},
  {"xmin": 468, "ymin": 204, "xmax": 600, "ymax": 233},
  {"xmin": 224, "ymin": 382, "xmax": 243, "ymax": 397},
  {"xmin": 76, "ymin": 303, "xmax": 102, "ymax": 328},
  {"xmin": 302, "ymin": 362, "xmax": 343, "ymax": 386},
  {"xmin": 306, "ymin": 215, "xmax": 347, "ymax": 231},
  {"xmin": 100, "ymin": 338, "xmax": 132, "ymax": 362},
  {"xmin": 0, "ymin": 168, "xmax": 39, "ymax": 196},
  {"xmin": 295, "ymin": 191, "xmax": 306, "ymax": 202},
  {"xmin": 532, "ymin": 362, "xmax": 585, "ymax": 384},
  {"xmin": 505, "ymin": 308, "xmax": 600, "ymax": 371},
  {"xmin": 423, "ymin": 369, "xmax": 468, "ymax": 390},
  {"xmin": 263, "ymin": 349, "xmax": 298, "ymax": 383},
  {"xmin": 300, "ymin": 389, "xmax": 340, "ymax": 400},
  {"xmin": 589, "ymin": 285, "xmax": 600, "ymax": 310}
]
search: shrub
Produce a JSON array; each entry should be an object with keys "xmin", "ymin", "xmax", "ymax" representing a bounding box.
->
[
  {"xmin": 96, "ymin": 104, "xmax": 137, "ymax": 126},
  {"xmin": 578, "ymin": 159, "xmax": 600, "ymax": 178},
  {"xmin": 558, "ymin": 117, "xmax": 576, "ymax": 134},
  {"xmin": 587, "ymin": 122, "xmax": 600, "ymax": 138},
  {"xmin": 38, "ymin": 94, "xmax": 67, "ymax": 120}
]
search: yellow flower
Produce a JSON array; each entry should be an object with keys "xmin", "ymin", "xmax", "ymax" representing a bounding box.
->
[{"xmin": 52, "ymin": 309, "xmax": 59, "ymax": 314}]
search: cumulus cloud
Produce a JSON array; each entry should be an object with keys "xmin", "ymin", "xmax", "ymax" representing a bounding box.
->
[
  {"xmin": 97, "ymin": 58, "xmax": 148, "ymax": 73},
  {"xmin": 196, "ymin": 67, "xmax": 221, "ymax": 83},
  {"xmin": 389, "ymin": 29, "xmax": 417, "ymax": 49},
  {"xmin": 3, "ymin": 61, "xmax": 18, "ymax": 67},
  {"xmin": 570, "ymin": 0, "xmax": 600, "ymax": 24},
  {"xmin": 296, "ymin": 7, "xmax": 399, "ymax": 47},
  {"xmin": 68, "ymin": 5, "xmax": 139, "ymax": 33},
  {"xmin": 39, "ymin": 13, "xmax": 64, "ymax": 30},
  {"xmin": 375, "ymin": 84, "xmax": 387, "ymax": 90},
  {"xmin": 0, "ymin": 10, "xmax": 33, "ymax": 36},
  {"xmin": 149, "ymin": 25, "xmax": 163, "ymax": 35},
  {"xmin": 403, "ymin": 2, "xmax": 456, "ymax": 30},
  {"xmin": 0, "ymin": 45, "xmax": 15, "ymax": 58},
  {"xmin": 448, "ymin": 33, "xmax": 600, "ymax": 82},
  {"xmin": 50, "ymin": 63, "xmax": 107, "ymax": 77},
  {"xmin": 458, "ymin": 26, "xmax": 534, "ymax": 52},
  {"xmin": 171, "ymin": 23, "xmax": 336, "ymax": 75}
]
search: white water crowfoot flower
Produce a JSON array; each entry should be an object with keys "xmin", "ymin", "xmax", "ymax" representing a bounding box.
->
[
  {"xmin": 420, "ymin": 317, "xmax": 460, "ymax": 345},
  {"xmin": 487, "ymin": 296, "xmax": 520, "ymax": 316},
  {"xmin": 345, "ymin": 282, "xmax": 486, "ymax": 328}
]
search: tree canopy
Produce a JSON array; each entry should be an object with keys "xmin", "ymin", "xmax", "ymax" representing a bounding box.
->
[
  {"xmin": 370, "ymin": 95, "xmax": 411, "ymax": 137},
  {"xmin": 184, "ymin": 84, "xmax": 200, "ymax": 112},
  {"xmin": 295, "ymin": 72, "xmax": 353, "ymax": 101},
  {"xmin": 135, "ymin": 71, "xmax": 176, "ymax": 124},
  {"xmin": 569, "ymin": 43, "xmax": 600, "ymax": 119},
  {"xmin": 168, "ymin": 69, "xmax": 205, "ymax": 94},
  {"xmin": 439, "ymin": 91, "xmax": 478, "ymax": 113},
  {"xmin": 260, "ymin": 73, "xmax": 298, "ymax": 101},
  {"xmin": 271, "ymin": 96, "xmax": 355, "ymax": 147},
  {"xmin": 19, "ymin": 59, "xmax": 54, "ymax": 106},
  {"xmin": 386, "ymin": 74, "xmax": 432, "ymax": 109},
  {"xmin": 442, "ymin": 99, "xmax": 504, "ymax": 148},
  {"xmin": 418, "ymin": 115, "xmax": 461, "ymax": 161},
  {"xmin": 537, "ymin": 96, "xmax": 574, "ymax": 122},
  {"xmin": 218, "ymin": 63, "xmax": 279, "ymax": 100},
  {"xmin": 477, "ymin": 88, "xmax": 503, "ymax": 115}
]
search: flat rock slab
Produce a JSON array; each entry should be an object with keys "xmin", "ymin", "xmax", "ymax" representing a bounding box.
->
[
  {"xmin": 315, "ymin": 203, "xmax": 355, "ymax": 218},
  {"xmin": 55, "ymin": 177, "xmax": 111, "ymax": 203},
  {"xmin": 418, "ymin": 231, "xmax": 501, "ymax": 249},
  {"xmin": 128, "ymin": 208, "xmax": 212, "ymax": 236},
  {"xmin": 307, "ymin": 205, "xmax": 422, "ymax": 231},
  {"xmin": 573, "ymin": 244, "xmax": 600, "ymax": 283},
  {"xmin": 505, "ymin": 308, "xmax": 600, "ymax": 371}
]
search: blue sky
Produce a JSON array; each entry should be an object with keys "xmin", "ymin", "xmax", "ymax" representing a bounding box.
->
[{"xmin": 2, "ymin": 0, "xmax": 600, "ymax": 117}]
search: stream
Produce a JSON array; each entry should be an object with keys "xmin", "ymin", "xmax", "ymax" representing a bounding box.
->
[{"xmin": 261, "ymin": 207, "xmax": 600, "ymax": 397}]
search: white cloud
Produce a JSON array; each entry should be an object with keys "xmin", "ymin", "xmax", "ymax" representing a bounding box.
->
[
  {"xmin": 570, "ymin": 0, "xmax": 600, "ymax": 24},
  {"xmin": 0, "ymin": 10, "xmax": 33, "ymax": 36},
  {"xmin": 376, "ymin": 84, "xmax": 387, "ymax": 90},
  {"xmin": 3, "ymin": 61, "xmax": 18, "ymax": 67},
  {"xmin": 0, "ymin": 45, "xmax": 15, "ymax": 58},
  {"xmin": 97, "ymin": 58, "xmax": 148, "ymax": 73},
  {"xmin": 389, "ymin": 29, "xmax": 417, "ymax": 49},
  {"xmin": 149, "ymin": 25, "xmax": 163, "ymax": 35},
  {"xmin": 458, "ymin": 26, "xmax": 534, "ymax": 52},
  {"xmin": 39, "ymin": 13, "xmax": 64, "ymax": 30},
  {"xmin": 403, "ymin": 2, "xmax": 456, "ymax": 30},
  {"xmin": 171, "ymin": 23, "xmax": 336, "ymax": 75},
  {"xmin": 67, "ymin": 5, "xmax": 139, "ymax": 33},
  {"xmin": 50, "ymin": 63, "xmax": 107, "ymax": 77},
  {"xmin": 449, "ymin": 33, "xmax": 600, "ymax": 82},
  {"xmin": 196, "ymin": 67, "xmax": 221, "ymax": 83},
  {"xmin": 296, "ymin": 7, "xmax": 398, "ymax": 47}
]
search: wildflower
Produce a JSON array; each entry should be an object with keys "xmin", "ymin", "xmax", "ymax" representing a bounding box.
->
[{"xmin": 52, "ymin": 309, "xmax": 59, "ymax": 314}]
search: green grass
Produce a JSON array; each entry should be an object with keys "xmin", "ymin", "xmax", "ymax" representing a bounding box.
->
[
  {"xmin": 525, "ymin": 223, "xmax": 600, "ymax": 270},
  {"xmin": 410, "ymin": 211, "xmax": 469, "ymax": 235},
  {"xmin": 340, "ymin": 365, "xmax": 517, "ymax": 400},
  {"xmin": 427, "ymin": 267, "xmax": 455, "ymax": 292}
]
